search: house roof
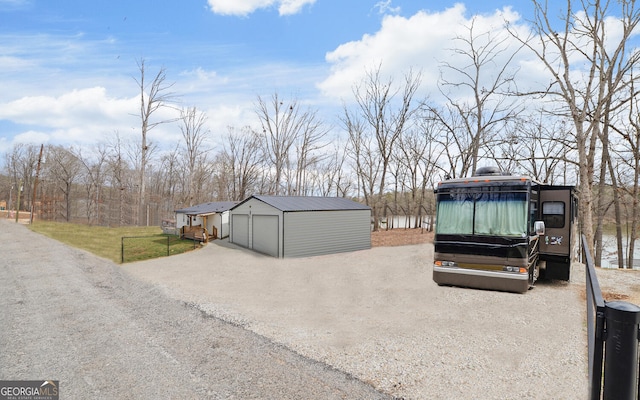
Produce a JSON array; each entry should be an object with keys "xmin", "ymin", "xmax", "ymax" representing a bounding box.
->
[
  {"xmin": 234, "ymin": 195, "xmax": 370, "ymax": 212},
  {"xmin": 175, "ymin": 201, "xmax": 238, "ymax": 215}
]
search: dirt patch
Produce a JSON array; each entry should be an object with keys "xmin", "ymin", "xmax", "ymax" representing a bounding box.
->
[
  {"xmin": 602, "ymin": 291, "xmax": 631, "ymax": 302},
  {"xmin": 585, "ymin": 268, "xmax": 640, "ymax": 305},
  {"xmin": 371, "ymin": 228, "xmax": 433, "ymax": 247}
]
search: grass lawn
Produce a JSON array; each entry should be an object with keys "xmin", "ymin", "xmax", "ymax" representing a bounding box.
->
[{"xmin": 29, "ymin": 221, "xmax": 200, "ymax": 263}]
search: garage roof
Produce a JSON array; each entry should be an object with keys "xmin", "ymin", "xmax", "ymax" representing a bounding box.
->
[
  {"xmin": 175, "ymin": 201, "xmax": 238, "ymax": 215},
  {"xmin": 239, "ymin": 195, "xmax": 370, "ymax": 212}
]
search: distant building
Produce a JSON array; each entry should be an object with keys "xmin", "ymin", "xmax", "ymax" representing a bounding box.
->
[{"xmin": 175, "ymin": 201, "xmax": 238, "ymax": 241}]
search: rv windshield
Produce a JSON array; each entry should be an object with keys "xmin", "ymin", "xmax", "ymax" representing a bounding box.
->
[{"xmin": 436, "ymin": 191, "xmax": 528, "ymax": 237}]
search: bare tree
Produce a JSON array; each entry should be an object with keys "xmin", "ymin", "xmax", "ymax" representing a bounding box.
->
[
  {"xmin": 4, "ymin": 143, "xmax": 40, "ymax": 213},
  {"xmin": 43, "ymin": 145, "xmax": 81, "ymax": 222},
  {"xmin": 508, "ymin": 0, "xmax": 640, "ymax": 256},
  {"xmin": 105, "ymin": 132, "xmax": 135, "ymax": 226},
  {"xmin": 255, "ymin": 93, "xmax": 327, "ymax": 195},
  {"xmin": 427, "ymin": 106, "xmax": 467, "ymax": 179},
  {"xmin": 433, "ymin": 18, "xmax": 523, "ymax": 178},
  {"xmin": 609, "ymin": 76, "xmax": 640, "ymax": 269},
  {"xmin": 313, "ymin": 140, "xmax": 353, "ymax": 197},
  {"xmin": 344, "ymin": 65, "xmax": 422, "ymax": 230},
  {"xmin": 292, "ymin": 109, "xmax": 329, "ymax": 195},
  {"xmin": 156, "ymin": 144, "xmax": 182, "ymax": 211},
  {"xmin": 220, "ymin": 126, "xmax": 263, "ymax": 201},
  {"xmin": 179, "ymin": 106, "xmax": 210, "ymax": 206},
  {"xmin": 395, "ymin": 115, "xmax": 441, "ymax": 228},
  {"xmin": 256, "ymin": 94, "xmax": 298, "ymax": 195},
  {"xmin": 501, "ymin": 113, "xmax": 576, "ymax": 184},
  {"xmin": 342, "ymin": 107, "xmax": 380, "ymax": 210},
  {"xmin": 74, "ymin": 145, "xmax": 108, "ymax": 225},
  {"xmin": 134, "ymin": 58, "xmax": 177, "ymax": 225}
]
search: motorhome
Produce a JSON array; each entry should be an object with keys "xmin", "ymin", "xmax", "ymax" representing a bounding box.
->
[{"xmin": 433, "ymin": 166, "xmax": 577, "ymax": 293}]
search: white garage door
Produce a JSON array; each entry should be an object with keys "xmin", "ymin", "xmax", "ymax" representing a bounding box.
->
[
  {"xmin": 231, "ymin": 214, "xmax": 249, "ymax": 248},
  {"xmin": 252, "ymin": 215, "xmax": 279, "ymax": 257}
]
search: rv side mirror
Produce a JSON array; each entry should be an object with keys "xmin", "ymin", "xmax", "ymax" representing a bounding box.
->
[{"xmin": 534, "ymin": 221, "xmax": 545, "ymax": 236}]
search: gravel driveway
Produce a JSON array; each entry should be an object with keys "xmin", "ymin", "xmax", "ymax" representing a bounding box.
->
[
  {"xmin": 0, "ymin": 220, "xmax": 389, "ymax": 399},
  {"xmin": 124, "ymin": 236, "xmax": 591, "ymax": 399},
  {"xmin": 5, "ymin": 217, "xmax": 621, "ymax": 399}
]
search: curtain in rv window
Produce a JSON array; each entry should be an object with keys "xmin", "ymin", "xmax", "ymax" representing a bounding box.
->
[{"xmin": 437, "ymin": 192, "xmax": 527, "ymax": 237}]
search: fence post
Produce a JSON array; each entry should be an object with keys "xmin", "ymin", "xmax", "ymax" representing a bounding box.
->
[
  {"xmin": 167, "ymin": 235, "xmax": 170, "ymax": 257},
  {"xmin": 121, "ymin": 236, "xmax": 124, "ymax": 264},
  {"xmin": 602, "ymin": 301, "xmax": 640, "ymax": 400}
]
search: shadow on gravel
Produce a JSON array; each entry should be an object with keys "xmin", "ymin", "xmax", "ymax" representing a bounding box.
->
[{"xmin": 534, "ymin": 278, "xmax": 573, "ymax": 289}]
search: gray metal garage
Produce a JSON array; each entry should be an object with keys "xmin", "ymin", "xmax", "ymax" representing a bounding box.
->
[{"xmin": 228, "ymin": 195, "xmax": 372, "ymax": 257}]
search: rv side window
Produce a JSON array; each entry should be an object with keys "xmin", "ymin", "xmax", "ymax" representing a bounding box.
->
[{"xmin": 542, "ymin": 201, "xmax": 565, "ymax": 228}]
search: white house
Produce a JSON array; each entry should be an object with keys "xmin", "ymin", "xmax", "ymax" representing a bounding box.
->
[{"xmin": 175, "ymin": 201, "xmax": 237, "ymax": 241}]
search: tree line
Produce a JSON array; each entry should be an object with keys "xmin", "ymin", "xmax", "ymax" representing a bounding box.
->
[{"xmin": 3, "ymin": 0, "xmax": 640, "ymax": 268}]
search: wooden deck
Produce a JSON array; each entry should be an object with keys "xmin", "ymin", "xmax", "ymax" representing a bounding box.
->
[
  {"xmin": 180, "ymin": 225, "xmax": 218, "ymax": 242},
  {"xmin": 181, "ymin": 226, "xmax": 208, "ymax": 242}
]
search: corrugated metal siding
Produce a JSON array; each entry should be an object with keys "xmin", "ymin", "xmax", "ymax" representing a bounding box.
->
[
  {"xmin": 252, "ymin": 215, "xmax": 279, "ymax": 257},
  {"xmin": 231, "ymin": 214, "xmax": 249, "ymax": 247},
  {"xmin": 253, "ymin": 195, "xmax": 370, "ymax": 212},
  {"xmin": 283, "ymin": 210, "xmax": 371, "ymax": 257}
]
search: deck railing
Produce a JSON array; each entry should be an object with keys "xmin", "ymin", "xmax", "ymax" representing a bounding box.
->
[{"xmin": 584, "ymin": 234, "xmax": 640, "ymax": 400}]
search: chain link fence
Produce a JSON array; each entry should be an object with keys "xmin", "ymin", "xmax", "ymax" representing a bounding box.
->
[{"xmin": 121, "ymin": 235, "xmax": 200, "ymax": 263}]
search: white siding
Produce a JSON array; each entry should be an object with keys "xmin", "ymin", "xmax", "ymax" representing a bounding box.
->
[
  {"xmin": 175, "ymin": 212, "xmax": 192, "ymax": 230},
  {"xmin": 283, "ymin": 210, "xmax": 371, "ymax": 257},
  {"xmin": 208, "ymin": 212, "xmax": 230, "ymax": 239},
  {"xmin": 204, "ymin": 215, "xmax": 214, "ymax": 236},
  {"xmin": 176, "ymin": 213, "xmax": 208, "ymax": 230},
  {"xmin": 211, "ymin": 213, "xmax": 221, "ymax": 239},
  {"xmin": 220, "ymin": 212, "xmax": 230, "ymax": 238}
]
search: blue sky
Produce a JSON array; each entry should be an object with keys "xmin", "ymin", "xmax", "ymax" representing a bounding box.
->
[{"xmin": 0, "ymin": 0, "xmax": 556, "ymax": 155}]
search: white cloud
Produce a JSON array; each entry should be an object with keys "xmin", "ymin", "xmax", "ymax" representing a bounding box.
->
[
  {"xmin": 207, "ymin": 0, "xmax": 273, "ymax": 16},
  {"xmin": 207, "ymin": 0, "xmax": 315, "ymax": 16},
  {"xmin": 203, "ymin": 103, "xmax": 259, "ymax": 145},
  {"xmin": 0, "ymin": 87, "xmax": 152, "ymax": 148},
  {"xmin": 0, "ymin": 0, "xmax": 30, "ymax": 10},
  {"xmin": 0, "ymin": 55, "xmax": 34, "ymax": 70},
  {"xmin": 374, "ymin": 0, "xmax": 401, "ymax": 15},
  {"xmin": 13, "ymin": 130, "xmax": 50, "ymax": 145},
  {"xmin": 0, "ymin": 87, "xmax": 136, "ymax": 128},
  {"xmin": 277, "ymin": 0, "xmax": 316, "ymax": 15},
  {"xmin": 318, "ymin": 4, "xmax": 534, "ymax": 100},
  {"xmin": 178, "ymin": 68, "xmax": 230, "ymax": 96}
]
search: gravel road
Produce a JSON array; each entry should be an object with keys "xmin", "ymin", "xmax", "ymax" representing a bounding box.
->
[{"xmin": 0, "ymin": 219, "xmax": 390, "ymax": 399}]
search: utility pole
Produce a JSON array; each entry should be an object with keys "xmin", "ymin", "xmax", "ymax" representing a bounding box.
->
[
  {"xmin": 7, "ymin": 184, "xmax": 12, "ymax": 219},
  {"xmin": 30, "ymin": 144, "xmax": 44, "ymax": 224},
  {"xmin": 15, "ymin": 179, "xmax": 22, "ymax": 223}
]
